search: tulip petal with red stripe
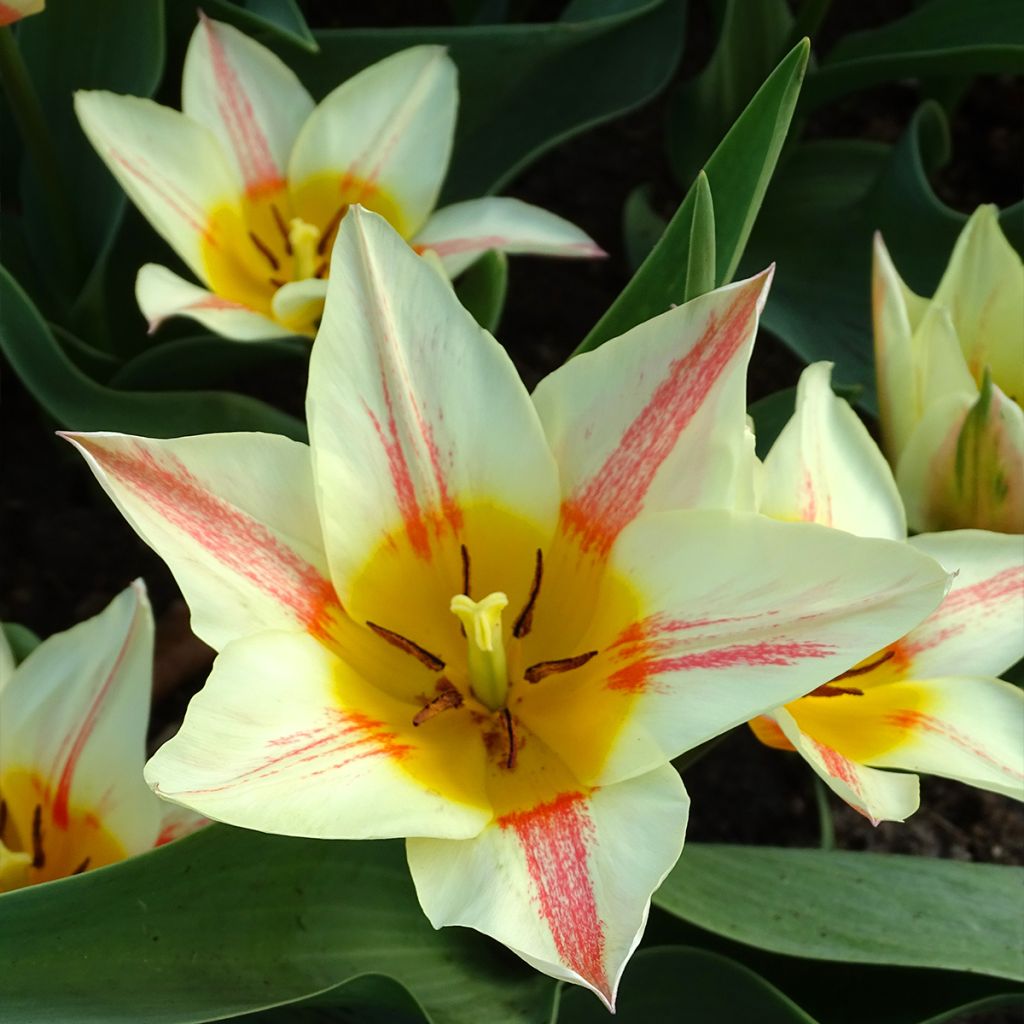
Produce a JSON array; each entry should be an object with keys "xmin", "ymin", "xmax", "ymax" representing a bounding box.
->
[
  {"xmin": 145, "ymin": 630, "xmax": 492, "ymax": 840},
  {"xmin": 136, "ymin": 263, "xmax": 285, "ymax": 340},
  {"xmin": 412, "ymin": 197, "xmax": 605, "ymax": 277},
  {"xmin": 0, "ymin": 0, "xmax": 43, "ymax": 26},
  {"xmin": 521, "ymin": 511, "xmax": 949, "ymax": 787},
  {"xmin": 307, "ymin": 207, "xmax": 560, "ymax": 615},
  {"xmin": 770, "ymin": 707, "xmax": 920, "ymax": 824},
  {"xmin": 407, "ymin": 763, "xmax": 688, "ymax": 1009},
  {"xmin": 760, "ymin": 362, "xmax": 905, "ymax": 540},
  {"xmin": 74, "ymin": 91, "xmax": 241, "ymax": 283},
  {"xmin": 63, "ymin": 432, "xmax": 338, "ymax": 651},
  {"xmin": 0, "ymin": 583, "xmax": 162, "ymax": 855},
  {"xmin": 183, "ymin": 14, "xmax": 313, "ymax": 199},
  {"xmin": 289, "ymin": 47, "xmax": 456, "ymax": 238},
  {"xmin": 533, "ymin": 271, "xmax": 772, "ymax": 559},
  {"xmin": 898, "ymin": 530, "xmax": 1024, "ymax": 679}
]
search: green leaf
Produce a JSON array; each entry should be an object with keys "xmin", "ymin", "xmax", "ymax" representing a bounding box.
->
[
  {"xmin": 917, "ymin": 993, "xmax": 1024, "ymax": 1024},
  {"xmin": 0, "ymin": 825, "xmax": 555, "ymax": 1024},
  {"xmin": 453, "ymin": 250, "xmax": 509, "ymax": 333},
  {"xmin": 198, "ymin": 0, "xmax": 317, "ymax": 52},
  {"xmin": 621, "ymin": 184, "xmax": 668, "ymax": 272},
  {"xmin": 740, "ymin": 101, "xmax": 1024, "ymax": 412},
  {"xmin": 15, "ymin": 0, "xmax": 165, "ymax": 299},
  {"xmin": 0, "ymin": 263, "xmax": 306, "ymax": 440},
  {"xmin": 277, "ymin": 0, "xmax": 686, "ymax": 203},
  {"xmin": 110, "ymin": 334, "xmax": 309, "ymax": 391},
  {"xmin": 235, "ymin": 974, "xmax": 431, "ymax": 1023},
  {"xmin": 557, "ymin": 947, "xmax": 818, "ymax": 1023},
  {"xmin": 803, "ymin": 0, "xmax": 1024, "ymax": 110},
  {"xmin": 684, "ymin": 171, "xmax": 716, "ymax": 301},
  {"xmin": 654, "ymin": 845, "xmax": 1024, "ymax": 981},
  {"xmin": 667, "ymin": 0, "xmax": 794, "ymax": 187},
  {"xmin": 1, "ymin": 622, "xmax": 41, "ymax": 665},
  {"xmin": 576, "ymin": 37, "xmax": 808, "ymax": 354}
]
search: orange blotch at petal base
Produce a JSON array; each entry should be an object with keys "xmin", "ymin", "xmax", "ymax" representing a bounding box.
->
[
  {"xmin": 319, "ymin": 502, "xmax": 644, "ymax": 819},
  {"xmin": 0, "ymin": 770, "xmax": 126, "ymax": 893},
  {"xmin": 749, "ymin": 643, "xmax": 930, "ymax": 763},
  {"xmin": 200, "ymin": 173, "xmax": 408, "ymax": 336}
]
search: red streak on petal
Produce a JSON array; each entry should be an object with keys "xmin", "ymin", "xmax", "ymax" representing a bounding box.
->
[
  {"xmin": 499, "ymin": 792, "xmax": 609, "ymax": 998},
  {"xmin": 199, "ymin": 13, "xmax": 285, "ymax": 198},
  {"xmin": 812, "ymin": 740, "xmax": 862, "ymax": 793},
  {"xmin": 559, "ymin": 282, "xmax": 762, "ymax": 556},
  {"xmin": 82, "ymin": 441, "xmax": 340, "ymax": 639},
  {"xmin": 52, "ymin": 600, "xmax": 142, "ymax": 829},
  {"xmin": 885, "ymin": 709, "xmax": 1024, "ymax": 781}
]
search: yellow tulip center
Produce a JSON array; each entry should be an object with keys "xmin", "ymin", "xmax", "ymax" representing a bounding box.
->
[
  {"xmin": 330, "ymin": 504, "xmax": 641, "ymax": 817},
  {"xmin": 0, "ymin": 770, "xmax": 126, "ymax": 893},
  {"xmin": 200, "ymin": 172, "xmax": 407, "ymax": 336}
]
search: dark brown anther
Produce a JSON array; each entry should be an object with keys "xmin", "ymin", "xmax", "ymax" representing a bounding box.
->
[
  {"xmin": 367, "ymin": 621, "xmax": 445, "ymax": 671},
  {"xmin": 413, "ymin": 686, "xmax": 464, "ymax": 727},
  {"xmin": 513, "ymin": 549, "xmax": 543, "ymax": 638},
  {"xmin": 317, "ymin": 204, "xmax": 348, "ymax": 255},
  {"xmin": 460, "ymin": 544, "xmax": 471, "ymax": 597},
  {"xmin": 500, "ymin": 708, "xmax": 518, "ymax": 770},
  {"xmin": 248, "ymin": 230, "xmax": 280, "ymax": 270},
  {"xmin": 808, "ymin": 683, "xmax": 864, "ymax": 698},
  {"xmin": 524, "ymin": 650, "xmax": 598, "ymax": 685},
  {"xmin": 313, "ymin": 260, "xmax": 328, "ymax": 279},
  {"xmin": 0, "ymin": 798, "xmax": 7, "ymax": 836},
  {"xmin": 72, "ymin": 857, "xmax": 91, "ymax": 875},
  {"xmin": 832, "ymin": 649, "xmax": 895, "ymax": 682},
  {"xmin": 31, "ymin": 804, "xmax": 45, "ymax": 868},
  {"xmin": 270, "ymin": 204, "xmax": 293, "ymax": 254},
  {"xmin": 269, "ymin": 276, "xmax": 286, "ymax": 289}
]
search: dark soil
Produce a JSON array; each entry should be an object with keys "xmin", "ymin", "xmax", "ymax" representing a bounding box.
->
[{"xmin": 2, "ymin": 0, "xmax": 1021, "ymax": 878}]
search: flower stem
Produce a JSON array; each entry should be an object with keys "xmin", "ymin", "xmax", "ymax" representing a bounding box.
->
[
  {"xmin": 813, "ymin": 775, "xmax": 835, "ymax": 851},
  {"xmin": 0, "ymin": 26, "xmax": 80, "ymax": 292}
]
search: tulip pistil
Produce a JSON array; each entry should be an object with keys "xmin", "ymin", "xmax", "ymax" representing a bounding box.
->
[
  {"xmin": 289, "ymin": 217, "xmax": 322, "ymax": 280},
  {"xmin": 450, "ymin": 591, "xmax": 510, "ymax": 711}
]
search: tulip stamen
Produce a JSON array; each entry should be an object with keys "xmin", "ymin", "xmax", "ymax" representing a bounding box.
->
[
  {"xmin": 500, "ymin": 708, "xmax": 518, "ymax": 770},
  {"xmin": 808, "ymin": 683, "xmax": 864, "ymax": 698},
  {"xmin": 367, "ymin": 621, "xmax": 445, "ymax": 672},
  {"xmin": 524, "ymin": 650, "xmax": 598, "ymax": 684},
  {"xmin": 0, "ymin": 798, "xmax": 6, "ymax": 836},
  {"xmin": 412, "ymin": 683, "xmax": 464, "ymax": 727},
  {"xmin": 30, "ymin": 804, "xmax": 44, "ymax": 868},
  {"xmin": 248, "ymin": 230, "xmax": 280, "ymax": 271},
  {"xmin": 832, "ymin": 649, "xmax": 895, "ymax": 682},
  {"xmin": 270, "ymin": 204, "xmax": 293, "ymax": 254},
  {"xmin": 460, "ymin": 544, "xmax": 471, "ymax": 597},
  {"xmin": 72, "ymin": 857, "xmax": 91, "ymax": 875},
  {"xmin": 513, "ymin": 549, "xmax": 543, "ymax": 638},
  {"xmin": 317, "ymin": 204, "xmax": 348, "ymax": 256}
]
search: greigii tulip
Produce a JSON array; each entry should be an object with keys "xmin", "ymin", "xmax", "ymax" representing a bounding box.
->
[
  {"xmin": 74, "ymin": 15, "xmax": 602, "ymax": 341},
  {"xmin": 753, "ymin": 363, "xmax": 1024, "ymax": 824},
  {"xmin": 67, "ymin": 209, "xmax": 949, "ymax": 1006},
  {"xmin": 0, "ymin": 583, "xmax": 202, "ymax": 894},
  {"xmin": 873, "ymin": 206, "xmax": 1024, "ymax": 533},
  {"xmin": 0, "ymin": 0, "xmax": 43, "ymax": 26}
]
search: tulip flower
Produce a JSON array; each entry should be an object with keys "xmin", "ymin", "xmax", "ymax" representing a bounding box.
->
[
  {"xmin": 873, "ymin": 206, "xmax": 1024, "ymax": 533},
  {"xmin": 0, "ymin": 0, "xmax": 43, "ymax": 26},
  {"xmin": 753, "ymin": 362, "xmax": 1024, "ymax": 824},
  {"xmin": 66, "ymin": 209, "xmax": 949, "ymax": 1005},
  {"xmin": 0, "ymin": 583, "xmax": 202, "ymax": 894},
  {"xmin": 73, "ymin": 16, "xmax": 602, "ymax": 341}
]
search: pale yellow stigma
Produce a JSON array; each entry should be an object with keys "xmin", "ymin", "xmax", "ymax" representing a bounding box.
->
[
  {"xmin": 288, "ymin": 217, "xmax": 322, "ymax": 280},
  {"xmin": 450, "ymin": 592, "xmax": 509, "ymax": 711}
]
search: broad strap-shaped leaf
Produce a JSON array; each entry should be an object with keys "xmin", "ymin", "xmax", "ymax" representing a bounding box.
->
[
  {"xmin": 307, "ymin": 207, "xmax": 560, "ymax": 619},
  {"xmin": 136, "ymin": 263, "xmax": 284, "ymax": 341},
  {"xmin": 74, "ymin": 91, "xmax": 241, "ymax": 282},
  {"xmin": 760, "ymin": 362, "xmax": 906, "ymax": 539},
  {"xmin": 145, "ymin": 631, "xmax": 491, "ymax": 841},
  {"xmin": 411, "ymin": 197, "xmax": 604, "ymax": 277},
  {"xmin": 534, "ymin": 272, "xmax": 771, "ymax": 558},
  {"xmin": 408, "ymin": 763, "xmax": 688, "ymax": 1009},
  {"xmin": 289, "ymin": 47, "xmax": 456, "ymax": 238},
  {"xmin": 64, "ymin": 432, "xmax": 336, "ymax": 651},
  {"xmin": 183, "ymin": 14, "xmax": 314, "ymax": 199}
]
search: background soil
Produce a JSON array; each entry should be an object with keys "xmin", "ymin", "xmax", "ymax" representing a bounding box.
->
[{"xmin": 2, "ymin": 0, "xmax": 1022, "ymax": 876}]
